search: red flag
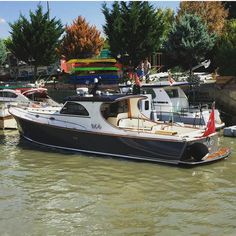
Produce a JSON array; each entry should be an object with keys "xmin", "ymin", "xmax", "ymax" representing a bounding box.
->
[
  {"xmin": 168, "ymin": 77, "xmax": 175, "ymax": 86},
  {"xmin": 168, "ymin": 72, "xmax": 175, "ymax": 85},
  {"xmin": 202, "ymin": 102, "xmax": 216, "ymax": 137}
]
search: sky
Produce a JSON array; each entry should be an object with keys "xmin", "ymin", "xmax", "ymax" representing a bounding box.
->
[{"xmin": 0, "ymin": 1, "xmax": 180, "ymax": 39}]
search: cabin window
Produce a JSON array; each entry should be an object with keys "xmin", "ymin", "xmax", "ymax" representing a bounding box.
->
[
  {"xmin": 166, "ymin": 89, "xmax": 179, "ymax": 98},
  {"xmin": 0, "ymin": 91, "xmax": 18, "ymax": 98},
  {"xmin": 60, "ymin": 102, "xmax": 89, "ymax": 116},
  {"xmin": 138, "ymin": 100, "xmax": 150, "ymax": 111},
  {"xmin": 144, "ymin": 101, "xmax": 149, "ymax": 110}
]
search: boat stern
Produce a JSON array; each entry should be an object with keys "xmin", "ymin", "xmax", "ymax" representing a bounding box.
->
[{"xmin": 179, "ymin": 133, "xmax": 230, "ymax": 166}]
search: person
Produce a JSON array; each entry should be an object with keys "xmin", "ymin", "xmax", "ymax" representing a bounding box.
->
[
  {"xmin": 136, "ymin": 60, "xmax": 144, "ymax": 79},
  {"xmin": 133, "ymin": 73, "xmax": 141, "ymax": 95},
  {"xmin": 90, "ymin": 77, "xmax": 102, "ymax": 96},
  {"xmin": 143, "ymin": 58, "xmax": 151, "ymax": 82}
]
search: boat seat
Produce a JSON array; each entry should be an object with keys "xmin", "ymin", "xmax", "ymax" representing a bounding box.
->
[
  {"xmin": 151, "ymin": 125, "xmax": 178, "ymax": 135},
  {"xmin": 118, "ymin": 118, "xmax": 154, "ymax": 130},
  {"xmin": 107, "ymin": 117, "xmax": 118, "ymax": 126},
  {"xmin": 155, "ymin": 130, "xmax": 178, "ymax": 135},
  {"xmin": 117, "ymin": 112, "xmax": 128, "ymax": 120},
  {"xmin": 107, "ymin": 112, "xmax": 129, "ymax": 126}
]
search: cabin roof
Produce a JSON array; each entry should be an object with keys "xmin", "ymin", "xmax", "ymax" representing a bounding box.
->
[
  {"xmin": 64, "ymin": 94, "xmax": 147, "ymax": 102},
  {"xmin": 22, "ymin": 88, "xmax": 47, "ymax": 95}
]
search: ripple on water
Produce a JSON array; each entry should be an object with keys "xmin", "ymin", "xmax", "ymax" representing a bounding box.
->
[{"xmin": 0, "ymin": 130, "xmax": 236, "ymax": 235}]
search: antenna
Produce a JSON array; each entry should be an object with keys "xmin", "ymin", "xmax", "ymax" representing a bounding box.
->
[{"xmin": 47, "ymin": 1, "xmax": 50, "ymax": 19}]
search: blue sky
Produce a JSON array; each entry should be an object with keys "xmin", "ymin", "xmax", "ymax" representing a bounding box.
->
[{"xmin": 0, "ymin": 1, "xmax": 180, "ymax": 39}]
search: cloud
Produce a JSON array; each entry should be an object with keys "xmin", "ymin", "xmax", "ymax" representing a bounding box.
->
[{"xmin": 0, "ymin": 18, "xmax": 6, "ymax": 24}]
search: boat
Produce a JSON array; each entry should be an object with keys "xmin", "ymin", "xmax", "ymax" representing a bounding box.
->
[
  {"xmin": 22, "ymin": 88, "xmax": 61, "ymax": 107},
  {"xmin": 0, "ymin": 87, "xmax": 60, "ymax": 129},
  {"xmin": 61, "ymin": 58, "xmax": 121, "ymax": 84},
  {"xmin": 0, "ymin": 89, "xmax": 30, "ymax": 129},
  {"xmin": 9, "ymin": 93, "xmax": 230, "ymax": 166},
  {"xmin": 120, "ymin": 81, "xmax": 225, "ymax": 130},
  {"xmin": 223, "ymin": 126, "xmax": 236, "ymax": 137}
]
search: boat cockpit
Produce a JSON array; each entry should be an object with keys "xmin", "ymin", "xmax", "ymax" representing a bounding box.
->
[{"xmin": 100, "ymin": 95, "xmax": 179, "ymax": 134}]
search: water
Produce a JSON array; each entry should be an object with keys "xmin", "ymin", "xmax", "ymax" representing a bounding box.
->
[{"xmin": 0, "ymin": 130, "xmax": 235, "ymax": 236}]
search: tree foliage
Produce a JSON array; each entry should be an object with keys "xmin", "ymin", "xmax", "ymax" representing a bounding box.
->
[
  {"xmin": 215, "ymin": 19, "xmax": 236, "ymax": 75},
  {"xmin": 165, "ymin": 13, "xmax": 216, "ymax": 72},
  {"xmin": 0, "ymin": 39, "xmax": 7, "ymax": 65},
  {"xmin": 7, "ymin": 5, "xmax": 64, "ymax": 76},
  {"xmin": 156, "ymin": 8, "xmax": 175, "ymax": 49},
  {"xmin": 178, "ymin": 1, "xmax": 228, "ymax": 36},
  {"xmin": 103, "ymin": 38, "xmax": 110, "ymax": 50},
  {"xmin": 58, "ymin": 16, "xmax": 104, "ymax": 60},
  {"xmin": 102, "ymin": 1, "xmax": 167, "ymax": 67},
  {"xmin": 223, "ymin": 1, "xmax": 236, "ymax": 19}
]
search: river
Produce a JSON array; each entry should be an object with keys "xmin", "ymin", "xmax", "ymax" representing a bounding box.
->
[{"xmin": 0, "ymin": 130, "xmax": 235, "ymax": 236}]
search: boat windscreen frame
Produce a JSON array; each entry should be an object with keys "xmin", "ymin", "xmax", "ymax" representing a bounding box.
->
[{"xmin": 100, "ymin": 95, "xmax": 148, "ymax": 122}]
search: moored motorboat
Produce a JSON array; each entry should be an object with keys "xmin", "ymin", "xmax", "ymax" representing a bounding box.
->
[
  {"xmin": 224, "ymin": 125, "xmax": 236, "ymax": 137},
  {"xmin": 120, "ymin": 82, "xmax": 225, "ymax": 130},
  {"xmin": 0, "ymin": 89, "xmax": 30, "ymax": 129},
  {"xmin": 0, "ymin": 87, "xmax": 60, "ymax": 129},
  {"xmin": 9, "ymin": 94, "xmax": 230, "ymax": 166},
  {"xmin": 22, "ymin": 87, "xmax": 61, "ymax": 107}
]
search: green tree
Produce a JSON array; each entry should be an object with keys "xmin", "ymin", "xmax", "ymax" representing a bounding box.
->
[
  {"xmin": 165, "ymin": 13, "xmax": 216, "ymax": 74},
  {"xmin": 58, "ymin": 16, "xmax": 104, "ymax": 60},
  {"xmin": 178, "ymin": 1, "xmax": 228, "ymax": 36},
  {"xmin": 102, "ymin": 1, "xmax": 166, "ymax": 68},
  {"xmin": 7, "ymin": 5, "xmax": 64, "ymax": 78},
  {"xmin": 156, "ymin": 8, "xmax": 175, "ymax": 49},
  {"xmin": 215, "ymin": 20, "xmax": 236, "ymax": 75},
  {"xmin": 0, "ymin": 39, "xmax": 7, "ymax": 65},
  {"xmin": 102, "ymin": 38, "xmax": 110, "ymax": 50}
]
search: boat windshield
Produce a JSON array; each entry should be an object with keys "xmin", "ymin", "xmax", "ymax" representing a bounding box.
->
[
  {"xmin": 165, "ymin": 89, "xmax": 179, "ymax": 98},
  {"xmin": 60, "ymin": 102, "xmax": 89, "ymax": 116},
  {"xmin": 101, "ymin": 100, "xmax": 129, "ymax": 119}
]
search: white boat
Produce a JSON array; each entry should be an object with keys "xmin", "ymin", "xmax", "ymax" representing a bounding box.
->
[
  {"xmin": 0, "ymin": 89, "xmax": 30, "ymax": 129},
  {"xmin": 224, "ymin": 126, "xmax": 236, "ymax": 137},
  {"xmin": 0, "ymin": 88, "xmax": 60, "ymax": 129},
  {"xmin": 9, "ymin": 94, "xmax": 230, "ymax": 166},
  {"xmin": 22, "ymin": 88, "xmax": 60, "ymax": 107},
  {"xmin": 120, "ymin": 82, "xmax": 225, "ymax": 130}
]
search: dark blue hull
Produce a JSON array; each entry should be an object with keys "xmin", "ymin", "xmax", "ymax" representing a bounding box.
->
[
  {"xmin": 14, "ymin": 116, "xmax": 189, "ymax": 164},
  {"xmin": 13, "ymin": 116, "xmax": 228, "ymax": 166}
]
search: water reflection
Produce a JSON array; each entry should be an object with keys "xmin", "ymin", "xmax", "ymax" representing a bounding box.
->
[{"xmin": 0, "ymin": 130, "xmax": 235, "ymax": 235}]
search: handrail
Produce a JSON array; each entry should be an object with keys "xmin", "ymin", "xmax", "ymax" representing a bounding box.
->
[{"xmin": 15, "ymin": 107, "xmax": 88, "ymax": 130}]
